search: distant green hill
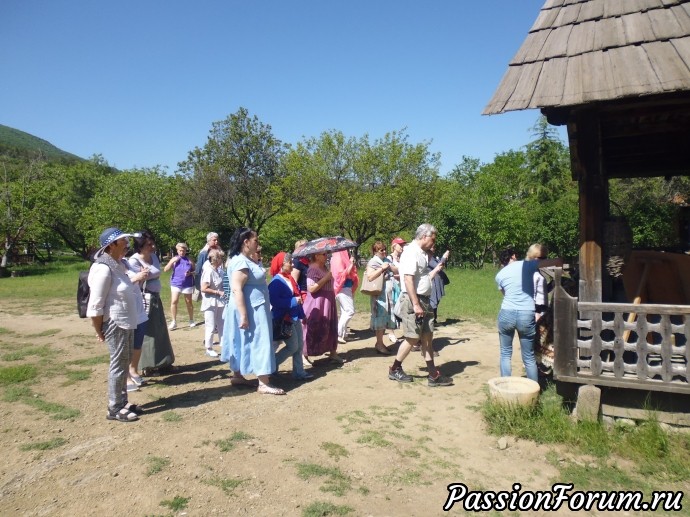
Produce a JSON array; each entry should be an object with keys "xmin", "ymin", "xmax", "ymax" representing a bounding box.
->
[{"xmin": 0, "ymin": 124, "xmax": 83, "ymax": 162}]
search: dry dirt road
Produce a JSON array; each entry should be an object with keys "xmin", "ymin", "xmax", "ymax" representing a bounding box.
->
[{"xmin": 1, "ymin": 300, "xmax": 580, "ymax": 516}]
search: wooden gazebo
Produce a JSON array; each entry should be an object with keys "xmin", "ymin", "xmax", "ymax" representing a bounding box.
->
[{"xmin": 484, "ymin": 0, "xmax": 690, "ymax": 396}]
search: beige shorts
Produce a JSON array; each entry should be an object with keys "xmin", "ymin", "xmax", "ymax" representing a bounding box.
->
[{"xmin": 399, "ymin": 293, "xmax": 434, "ymax": 339}]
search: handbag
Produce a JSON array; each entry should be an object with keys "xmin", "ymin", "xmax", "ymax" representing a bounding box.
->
[
  {"xmin": 142, "ymin": 291, "xmax": 152, "ymax": 314},
  {"xmin": 273, "ymin": 317, "xmax": 293, "ymax": 340},
  {"xmin": 193, "ymin": 287, "xmax": 202, "ymax": 302},
  {"xmin": 141, "ymin": 281, "xmax": 151, "ymax": 315},
  {"xmin": 360, "ymin": 271, "xmax": 384, "ymax": 296}
]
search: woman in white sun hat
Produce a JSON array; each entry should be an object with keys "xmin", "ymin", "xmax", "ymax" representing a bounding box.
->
[{"xmin": 87, "ymin": 227, "xmax": 148, "ymax": 422}]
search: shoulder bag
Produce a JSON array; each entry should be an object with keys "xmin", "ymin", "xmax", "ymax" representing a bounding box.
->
[{"xmin": 360, "ymin": 269, "xmax": 384, "ymax": 296}]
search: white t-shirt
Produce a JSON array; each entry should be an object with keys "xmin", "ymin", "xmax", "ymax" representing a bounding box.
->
[
  {"xmin": 200, "ymin": 261, "xmax": 225, "ymax": 311},
  {"xmin": 398, "ymin": 240, "xmax": 431, "ymax": 296}
]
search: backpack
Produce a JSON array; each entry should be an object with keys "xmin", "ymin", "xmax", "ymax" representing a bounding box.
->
[
  {"xmin": 77, "ymin": 260, "xmax": 115, "ymax": 318},
  {"xmin": 77, "ymin": 270, "xmax": 91, "ymax": 318}
]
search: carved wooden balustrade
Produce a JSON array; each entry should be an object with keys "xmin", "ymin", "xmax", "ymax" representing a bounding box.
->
[{"xmin": 552, "ymin": 268, "xmax": 690, "ymax": 394}]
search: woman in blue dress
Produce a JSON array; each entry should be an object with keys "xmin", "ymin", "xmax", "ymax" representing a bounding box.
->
[{"xmin": 220, "ymin": 227, "xmax": 283, "ymax": 395}]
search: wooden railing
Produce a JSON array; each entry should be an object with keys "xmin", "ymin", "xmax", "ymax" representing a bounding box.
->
[{"xmin": 552, "ymin": 269, "xmax": 690, "ymax": 394}]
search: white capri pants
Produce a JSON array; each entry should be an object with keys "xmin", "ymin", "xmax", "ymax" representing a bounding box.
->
[{"xmin": 336, "ymin": 287, "xmax": 355, "ymax": 339}]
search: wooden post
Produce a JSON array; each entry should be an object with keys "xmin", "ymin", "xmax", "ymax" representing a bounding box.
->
[
  {"xmin": 553, "ymin": 268, "xmax": 578, "ymax": 377},
  {"xmin": 568, "ymin": 111, "xmax": 607, "ymax": 306}
]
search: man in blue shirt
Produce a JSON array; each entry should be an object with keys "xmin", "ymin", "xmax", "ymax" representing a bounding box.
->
[{"xmin": 495, "ymin": 248, "xmax": 562, "ymax": 381}]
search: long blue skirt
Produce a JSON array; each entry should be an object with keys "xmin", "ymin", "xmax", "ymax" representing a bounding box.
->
[{"xmin": 220, "ymin": 298, "xmax": 275, "ymax": 376}]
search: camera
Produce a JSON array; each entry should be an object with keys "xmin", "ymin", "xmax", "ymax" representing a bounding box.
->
[{"xmin": 415, "ymin": 315, "xmax": 424, "ymax": 326}]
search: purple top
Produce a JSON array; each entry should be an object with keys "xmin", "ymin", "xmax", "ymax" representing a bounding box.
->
[{"xmin": 170, "ymin": 255, "xmax": 194, "ymax": 289}]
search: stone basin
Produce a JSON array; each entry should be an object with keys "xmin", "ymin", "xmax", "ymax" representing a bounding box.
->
[{"xmin": 487, "ymin": 376, "xmax": 540, "ymax": 406}]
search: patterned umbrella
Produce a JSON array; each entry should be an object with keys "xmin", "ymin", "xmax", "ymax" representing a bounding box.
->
[{"xmin": 293, "ymin": 236, "xmax": 358, "ymax": 258}]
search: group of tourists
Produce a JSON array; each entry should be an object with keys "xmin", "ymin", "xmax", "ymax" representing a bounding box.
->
[{"xmin": 87, "ymin": 220, "xmax": 555, "ymax": 423}]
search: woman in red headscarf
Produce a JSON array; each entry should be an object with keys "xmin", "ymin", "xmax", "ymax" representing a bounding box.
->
[
  {"xmin": 330, "ymin": 249, "xmax": 359, "ymax": 344},
  {"xmin": 268, "ymin": 252, "xmax": 313, "ymax": 380}
]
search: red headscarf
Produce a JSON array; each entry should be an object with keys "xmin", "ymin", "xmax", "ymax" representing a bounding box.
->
[
  {"xmin": 269, "ymin": 251, "xmax": 285, "ymax": 277},
  {"xmin": 270, "ymin": 251, "xmax": 301, "ymax": 296}
]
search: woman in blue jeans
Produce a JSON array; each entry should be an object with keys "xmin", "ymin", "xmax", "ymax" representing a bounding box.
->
[{"xmin": 495, "ymin": 248, "xmax": 562, "ymax": 381}]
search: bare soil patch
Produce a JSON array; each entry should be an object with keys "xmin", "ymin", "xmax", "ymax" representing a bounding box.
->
[{"xmin": 1, "ymin": 302, "xmax": 570, "ymax": 516}]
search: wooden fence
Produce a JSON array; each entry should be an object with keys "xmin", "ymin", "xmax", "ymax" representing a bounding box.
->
[{"xmin": 552, "ymin": 269, "xmax": 690, "ymax": 394}]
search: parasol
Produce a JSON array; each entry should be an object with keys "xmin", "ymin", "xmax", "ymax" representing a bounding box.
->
[{"xmin": 293, "ymin": 236, "xmax": 358, "ymax": 258}]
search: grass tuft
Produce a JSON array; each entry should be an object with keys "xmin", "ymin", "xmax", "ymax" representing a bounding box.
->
[
  {"xmin": 147, "ymin": 456, "xmax": 171, "ymax": 476},
  {"xmin": 20, "ymin": 437, "xmax": 67, "ymax": 451},
  {"xmin": 215, "ymin": 431, "xmax": 253, "ymax": 452},
  {"xmin": 2, "ymin": 345, "xmax": 54, "ymax": 361},
  {"xmin": 205, "ymin": 476, "xmax": 244, "ymax": 494},
  {"xmin": 0, "ymin": 365, "xmax": 38, "ymax": 385},
  {"xmin": 3, "ymin": 384, "xmax": 32, "ymax": 401},
  {"xmin": 62, "ymin": 369, "xmax": 91, "ymax": 385},
  {"xmin": 356, "ymin": 430, "xmax": 392, "ymax": 448},
  {"xmin": 159, "ymin": 495, "xmax": 189, "ymax": 511},
  {"xmin": 162, "ymin": 411, "xmax": 183, "ymax": 422},
  {"xmin": 296, "ymin": 462, "xmax": 352, "ymax": 496},
  {"xmin": 24, "ymin": 397, "xmax": 80, "ymax": 420},
  {"xmin": 302, "ymin": 501, "xmax": 354, "ymax": 517},
  {"xmin": 320, "ymin": 441, "xmax": 349, "ymax": 461},
  {"xmin": 67, "ymin": 354, "xmax": 110, "ymax": 366},
  {"xmin": 302, "ymin": 501, "xmax": 355, "ymax": 517}
]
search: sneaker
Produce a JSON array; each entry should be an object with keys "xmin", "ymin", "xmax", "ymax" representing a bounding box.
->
[
  {"xmin": 189, "ymin": 321, "xmax": 197, "ymax": 328},
  {"xmin": 294, "ymin": 372, "xmax": 314, "ymax": 381},
  {"xmin": 388, "ymin": 333, "xmax": 398, "ymax": 344},
  {"xmin": 428, "ymin": 372, "xmax": 454, "ymax": 387},
  {"xmin": 205, "ymin": 348, "xmax": 219, "ymax": 357},
  {"xmin": 168, "ymin": 321, "xmax": 177, "ymax": 330},
  {"xmin": 388, "ymin": 367, "xmax": 413, "ymax": 383},
  {"xmin": 337, "ymin": 337, "xmax": 347, "ymax": 344}
]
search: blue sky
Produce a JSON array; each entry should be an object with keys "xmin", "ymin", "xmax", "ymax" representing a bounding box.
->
[{"xmin": 0, "ymin": 1, "xmax": 562, "ymax": 174}]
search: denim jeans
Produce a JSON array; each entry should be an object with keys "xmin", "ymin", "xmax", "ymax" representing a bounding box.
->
[
  {"xmin": 275, "ymin": 320, "xmax": 307, "ymax": 378},
  {"xmin": 497, "ymin": 309, "xmax": 538, "ymax": 381}
]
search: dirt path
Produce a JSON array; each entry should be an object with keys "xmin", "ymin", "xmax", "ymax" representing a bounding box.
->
[{"xmin": 0, "ymin": 302, "xmax": 570, "ymax": 516}]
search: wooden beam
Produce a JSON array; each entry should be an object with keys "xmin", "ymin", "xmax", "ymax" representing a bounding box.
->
[
  {"xmin": 556, "ymin": 374, "xmax": 690, "ymax": 395},
  {"xmin": 569, "ymin": 110, "xmax": 606, "ymax": 303}
]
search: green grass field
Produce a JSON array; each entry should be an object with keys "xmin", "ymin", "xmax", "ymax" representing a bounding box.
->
[
  {"xmin": 0, "ymin": 257, "xmax": 503, "ymax": 326},
  {"xmin": 353, "ymin": 266, "xmax": 501, "ymax": 327}
]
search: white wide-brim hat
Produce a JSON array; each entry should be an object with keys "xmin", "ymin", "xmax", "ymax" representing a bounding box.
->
[{"xmin": 94, "ymin": 227, "xmax": 141, "ymax": 258}]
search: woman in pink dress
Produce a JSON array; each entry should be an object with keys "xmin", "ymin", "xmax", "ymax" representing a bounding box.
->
[{"xmin": 302, "ymin": 252, "xmax": 344, "ymax": 364}]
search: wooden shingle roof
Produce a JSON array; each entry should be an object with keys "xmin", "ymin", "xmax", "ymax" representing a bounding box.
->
[{"xmin": 484, "ymin": 0, "xmax": 690, "ymax": 115}]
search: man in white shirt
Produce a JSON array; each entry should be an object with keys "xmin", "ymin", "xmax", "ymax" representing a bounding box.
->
[
  {"xmin": 389, "ymin": 223, "xmax": 453, "ymax": 387},
  {"xmin": 195, "ymin": 232, "xmax": 220, "ymax": 292}
]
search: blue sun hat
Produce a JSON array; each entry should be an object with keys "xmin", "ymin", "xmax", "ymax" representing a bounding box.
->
[{"xmin": 95, "ymin": 227, "xmax": 141, "ymax": 257}]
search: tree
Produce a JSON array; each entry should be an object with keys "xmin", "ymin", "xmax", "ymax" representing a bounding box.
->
[
  {"xmin": 431, "ymin": 157, "xmax": 486, "ymax": 267},
  {"xmin": 79, "ymin": 167, "xmax": 180, "ymax": 255},
  {"xmin": 523, "ymin": 116, "xmax": 578, "ymax": 259},
  {"xmin": 281, "ymin": 129, "xmax": 439, "ymax": 260},
  {"xmin": 1, "ymin": 155, "xmax": 43, "ymax": 267},
  {"xmin": 32, "ymin": 156, "xmax": 115, "ymax": 259},
  {"xmin": 609, "ymin": 177, "xmax": 690, "ymax": 249},
  {"xmin": 178, "ymin": 108, "xmax": 289, "ymax": 236},
  {"xmin": 434, "ymin": 151, "xmax": 534, "ymax": 268}
]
